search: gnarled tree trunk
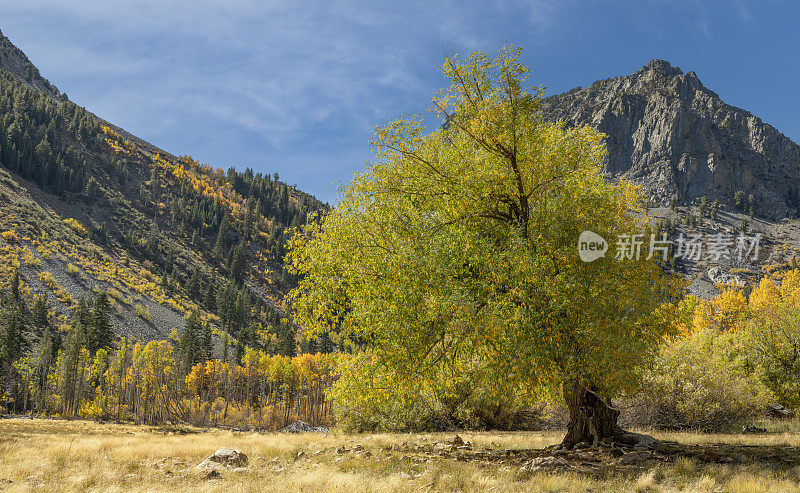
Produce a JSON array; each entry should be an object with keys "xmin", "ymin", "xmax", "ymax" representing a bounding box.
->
[{"xmin": 561, "ymin": 381, "xmax": 654, "ymax": 450}]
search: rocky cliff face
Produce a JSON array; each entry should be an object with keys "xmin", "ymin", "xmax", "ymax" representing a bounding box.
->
[{"xmin": 541, "ymin": 60, "xmax": 800, "ymax": 219}]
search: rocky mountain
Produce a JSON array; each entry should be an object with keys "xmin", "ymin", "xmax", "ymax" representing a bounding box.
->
[
  {"xmin": 0, "ymin": 28, "xmax": 327, "ymax": 353},
  {"xmin": 542, "ymin": 59, "xmax": 800, "ymax": 220}
]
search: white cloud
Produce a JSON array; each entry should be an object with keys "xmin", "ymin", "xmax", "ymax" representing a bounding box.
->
[{"xmin": 0, "ymin": 0, "xmax": 560, "ymax": 200}]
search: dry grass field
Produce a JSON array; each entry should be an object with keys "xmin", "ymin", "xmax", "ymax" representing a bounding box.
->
[{"xmin": 2, "ymin": 418, "xmax": 800, "ymax": 491}]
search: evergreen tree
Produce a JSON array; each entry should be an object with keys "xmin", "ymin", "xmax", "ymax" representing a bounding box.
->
[
  {"xmin": 230, "ymin": 242, "xmax": 248, "ymax": 284},
  {"xmin": 32, "ymin": 294, "xmax": 49, "ymax": 328},
  {"xmin": 91, "ymin": 293, "xmax": 114, "ymax": 354},
  {"xmin": 0, "ymin": 307, "xmax": 24, "ymax": 373},
  {"xmin": 215, "ymin": 216, "xmax": 230, "ymax": 256},
  {"xmin": 10, "ymin": 270, "xmax": 20, "ymax": 302},
  {"xmin": 187, "ymin": 267, "xmax": 202, "ymax": 301},
  {"xmin": 279, "ymin": 320, "xmax": 296, "ymax": 357},
  {"xmin": 203, "ymin": 282, "xmax": 216, "ymax": 311},
  {"xmin": 178, "ymin": 311, "xmax": 202, "ymax": 374},
  {"xmin": 84, "ymin": 176, "xmax": 100, "ymax": 204}
]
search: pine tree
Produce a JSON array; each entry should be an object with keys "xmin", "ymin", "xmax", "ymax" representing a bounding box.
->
[
  {"xmin": 230, "ymin": 242, "xmax": 247, "ymax": 284},
  {"xmin": 91, "ymin": 293, "xmax": 114, "ymax": 354},
  {"xmin": 187, "ymin": 267, "xmax": 202, "ymax": 301},
  {"xmin": 201, "ymin": 322, "xmax": 213, "ymax": 360},
  {"xmin": 10, "ymin": 270, "xmax": 20, "ymax": 302},
  {"xmin": 85, "ymin": 176, "xmax": 100, "ymax": 204},
  {"xmin": 0, "ymin": 308, "xmax": 25, "ymax": 372},
  {"xmin": 178, "ymin": 311, "xmax": 202, "ymax": 374},
  {"xmin": 32, "ymin": 294, "xmax": 49, "ymax": 328},
  {"xmin": 279, "ymin": 320, "xmax": 296, "ymax": 357},
  {"xmin": 203, "ymin": 282, "xmax": 216, "ymax": 310},
  {"xmin": 215, "ymin": 216, "xmax": 230, "ymax": 256}
]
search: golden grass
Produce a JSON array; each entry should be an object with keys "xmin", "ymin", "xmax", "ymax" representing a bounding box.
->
[{"xmin": 1, "ymin": 419, "xmax": 800, "ymax": 492}]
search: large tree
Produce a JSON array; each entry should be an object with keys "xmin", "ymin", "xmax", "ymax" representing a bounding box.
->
[{"xmin": 288, "ymin": 46, "xmax": 681, "ymax": 448}]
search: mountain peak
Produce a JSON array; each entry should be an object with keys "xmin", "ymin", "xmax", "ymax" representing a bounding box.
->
[
  {"xmin": 639, "ymin": 59, "xmax": 683, "ymax": 78},
  {"xmin": 542, "ymin": 61, "xmax": 800, "ymax": 219}
]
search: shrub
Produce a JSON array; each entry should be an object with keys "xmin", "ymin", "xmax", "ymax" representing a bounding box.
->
[
  {"xmin": 1, "ymin": 230, "xmax": 18, "ymax": 244},
  {"xmin": 624, "ymin": 328, "xmax": 770, "ymax": 432},
  {"xmin": 63, "ymin": 218, "xmax": 89, "ymax": 237},
  {"xmin": 135, "ymin": 304, "xmax": 151, "ymax": 321},
  {"xmin": 329, "ymin": 353, "xmax": 540, "ymax": 432},
  {"xmin": 66, "ymin": 263, "xmax": 83, "ymax": 278}
]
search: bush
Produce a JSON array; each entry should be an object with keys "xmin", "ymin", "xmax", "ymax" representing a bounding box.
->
[
  {"xmin": 1, "ymin": 230, "xmax": 18, "ymax": 244},
  {"xmin": 135, "ymin": 304, "xmax": 151, "ymax": 321},
  {"xmin": 329, "ymin": 353, "xmax": 540, "ymax": 432},
  {"xmin": 624, "ymin": 328, "xmax": 770, "ymax": 432},
  {"xmin": 63, "ymin": 218, "xmax": 89, "ymax": 237},
  {"xmin": 66, "ymin": 263, "xmax": 83, "ymax": 278}
]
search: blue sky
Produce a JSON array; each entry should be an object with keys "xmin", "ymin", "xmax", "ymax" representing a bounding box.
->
[{"xmin": 0, "ymin": 1, "xmax": 797, "ymax": 204}]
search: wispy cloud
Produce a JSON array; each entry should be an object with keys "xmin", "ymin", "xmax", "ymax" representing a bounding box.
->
[
  {"xmin": 0, "ymin": 0, "xmax": 560, "ymax": 201},
  {"xmin": 3, "ymin": 1, "xmax": 792, "ymax": 202}
]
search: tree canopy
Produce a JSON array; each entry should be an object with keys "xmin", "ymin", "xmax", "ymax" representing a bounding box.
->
[{"xmin": 288, "ymin": 46, "xmax": 682, "ymax": 446}]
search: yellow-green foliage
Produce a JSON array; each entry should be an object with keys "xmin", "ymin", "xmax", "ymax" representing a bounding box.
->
[
  {"xmin": 639, "ymin": 328, "xmax": 770, "ymax": 431},
  {"xmin": 24, "ymin": 339, "xmax": 337, "ymax": 429},
  {"xmin": 106, "ymin": 286, "xmax": 130, "ymax": 306},
  {"xmin": 102, "ymin": 117, "xmax": 293, "ymax": 241},
  {"xmin": 63, "ymin": 218, "xmax": 89, "ymax": 237},
  {"xmin": 66, "ymin": 263, "xmax": 82, "ymax": 278},
  {"xmin": 330, "ymin": 353, "xmax": 537, "ymax": 432},
  {"xmin": 288, "ymin": 45, "xmax": 682, "ymax": 420},
  {"xmin": 636, "ymin": 270, "xmax": 800, "ymax": 429},
  {"xmin": 740, "ymin": 271, "xmax": 800, "ymax": 407},
  {"xmin": 134, "ymin": 304, "xmax": 151, "ymax": 321},
  {"xmin": 37, "ymin": 270, "xmax": 75, "ymax": 307},
  {"xmin": 1, "ymin": 229, "xmax": 18, "ymax": 244},
  {"xmin": 27, "ymin": 226, "xmax": 197, "ymax": 318}
]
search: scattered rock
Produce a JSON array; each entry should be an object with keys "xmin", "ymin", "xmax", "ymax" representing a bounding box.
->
[
  {"xmin": 767, "ymin": 403, "xmax": 794, "ymax": 418},
  {"xmin": 742, "ymin": 424, "xmax": 767, "ymax": 434},
  {"xmin": 610, "ymin": 448, "xmax": 625, "ymax": 458},
  {"xmin": 279, "ymin": 421, "xmax": 331, "ymax": 433},
  {"xmin": 445, "ymin": 435, "xmax": 464, "ymax": 447},
  {"xmin": 196, "ymin": 447, "xmax": 248, "ymax": 470},
  {"xmin": 336, "ymin": 446, "xmax": 350, "ymax": 454},
  {"xmin": 617, "ymin": 451, "xmax": 653, "ymax": 466},
  {"xmin": 231, "ymin": 467, "xmax": 248, "ymax": 473},
  {"xmin": 520, "ymin": 456, "xmax": 569, "ymax": 472}
]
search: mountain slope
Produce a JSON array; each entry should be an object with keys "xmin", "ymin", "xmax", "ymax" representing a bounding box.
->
[
  {"xmin": 0, "ymin": 28, "xmax": 61, "ymax": 99},
  {"xmin": 542, "ymin": 60, "xmax": 800, "ymax": 219},
  {"xmin": 0, "ymin": 29, "xmax": 327, "ymax": 353}
]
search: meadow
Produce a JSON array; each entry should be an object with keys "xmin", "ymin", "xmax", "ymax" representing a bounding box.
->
[{"xmin": 3, "ymin": 418, "xmax": 800, "ymax": 491}]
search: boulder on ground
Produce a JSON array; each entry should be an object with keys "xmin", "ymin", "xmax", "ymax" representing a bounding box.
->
[
  {"xmin": 767, "ymin": 403, "xmax": 794, "ymax": 418},
  {"xmin": 520, "ymin": 456, "xmax": 569, "ymax": 472},
  {"xmin": 196, "ymin": 447, "xmax": 248, "ymax": 470},
  {"xmin": 279, "ymin": 420, "xmax": 331, "ymax": 433},
  {"xmin": 445, "ymin": 435, "xmax": 464, "ymax": 446},
  {"xmin": 742, "ymin": 424, "xmax": 767, "ymax": 434}
]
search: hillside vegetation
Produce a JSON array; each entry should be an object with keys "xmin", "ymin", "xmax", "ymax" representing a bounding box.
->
[{"xmin": 0, "ymin": 27, "xmax": 329, "ymax": 357}]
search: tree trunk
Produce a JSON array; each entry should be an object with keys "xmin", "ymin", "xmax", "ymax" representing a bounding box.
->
[{"xmin": 561, "ymin": 381, "xmax": 654, "ymax": 450}]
